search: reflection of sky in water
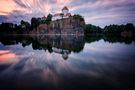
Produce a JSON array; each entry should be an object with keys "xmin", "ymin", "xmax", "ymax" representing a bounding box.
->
[
  {"xmin": 0, "ymin": 40, "xmax": 135, "ymax": 89},
  {"xmin": 0, "ymin": 50, "xmax": 17, "ymax": 64}
]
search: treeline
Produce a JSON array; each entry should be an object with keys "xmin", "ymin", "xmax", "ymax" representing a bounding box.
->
[
  {"xmin": 84, "ymin": 24, "xmax": 102, "ymax": 34},
  {"xmin": 0, "ymin": 23, "xmax": 22, "ymax": 35},
  {"xmin": 0, "ymin": 14, "xmax": 53, "ymax": 35},
  {"xmin": 84, "ymin": 23, "xmax": 135, "ymax": 36},
  {"xmin": 31, "ymin": 14, "xmax": 52, "ymax": 29},
  {"xmin": 73, "ymin": 14, "xmax": 84, "ymax": 21}
]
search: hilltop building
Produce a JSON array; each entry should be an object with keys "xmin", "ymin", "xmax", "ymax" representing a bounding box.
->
[
  {"xmin": 41, "ymin": 16, "xmax": 46, "ymax": 21},
  {"xmin": 52, "ymin": 6, "xmax": 71, "ymax": 21},
  {"xmin": 36, "ymin": 6, "xmax": 85, "ymax": 35}
]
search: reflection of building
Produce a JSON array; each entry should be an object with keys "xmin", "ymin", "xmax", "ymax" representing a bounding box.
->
[
  {"xmin": 52, "ymin": 6, "xmax": 71, "ymax": 21},
  {"xmin": 30, "ymin": 35, "xmax": 85, "ymax": 60},
  {"xmin": 52, "ymin": 47, "xmax": 70, "ymax": 60}
]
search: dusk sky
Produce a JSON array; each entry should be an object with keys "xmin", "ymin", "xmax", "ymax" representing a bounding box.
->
[{"xmin": 0, "ymin": 0, "xmax": 135, "ymax": 27}]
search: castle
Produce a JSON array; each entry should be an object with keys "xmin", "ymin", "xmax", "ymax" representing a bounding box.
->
[
  {"xmin": 52, "ymin": 6, "xmax": 71, "ymax": 21},
  {"xmin": 35, "ymin": 6, "xmax": 85, "ymax": 35}
]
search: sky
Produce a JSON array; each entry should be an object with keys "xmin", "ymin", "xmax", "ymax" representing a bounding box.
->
[{"xmin": 0, "ymin": 0, "xmax": 135, "ymax": 27}]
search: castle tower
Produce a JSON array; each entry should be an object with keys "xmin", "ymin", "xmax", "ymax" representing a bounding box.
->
[{"xmin": 62, "ymin": 6, "xmax": 69, "ymax": 16}]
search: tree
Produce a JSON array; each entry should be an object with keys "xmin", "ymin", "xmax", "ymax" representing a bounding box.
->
[
  {"xmin": 84, "ymin": 24, "xmax": 102, "ymax": 34},
  {"xmin": 125, "ymin": 23, "xmax": 134, "ymax": 31},
  {"xmin": 21, "ymin": 20, "xmax": 30, "ymax": 29},
  {"xmin": 31, "ymin": 17, "xmax": 41, "ymax": 29},
  {"xmin": 73, "ymin": 14, "xmax": 84, "ymax": 21},
  {"xmin": 103, "ymin": 23, "xmax": 135, "ymax": 35},
  {"xmin": 45, "ymin": 14, "xmax": 52, "ymax": 24}
]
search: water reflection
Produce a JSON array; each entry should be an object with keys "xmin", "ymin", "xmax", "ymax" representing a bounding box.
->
[
  {"xmin": 32, "ymin": 35, "xmax": 85, "ymax": 60},
  {"xmin": 0, "ymin": 50, "xmax": 17, "ymax": 64},
  {"xmin": 0, "ymin": 35, "xmax": 85, "ymax": 60},
  {"xmin": 0, "ymin": 35, "xmax": 135, "ymax": 89}
]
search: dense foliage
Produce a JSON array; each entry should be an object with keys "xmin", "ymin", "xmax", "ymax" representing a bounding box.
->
[
  {"xmin": 84, "ymin": 23, "xmax": 135, "ymax": 36},
  {"xmin": 84, "ymin": 24, "xmax": 102, "ymax": 34},
  {"xmin": 45, "ymin": 14, "xmax": 53, "ymax": 24},
  {"xmin": 73, "ymin": 14, "xmax": 84, "ymax": 21},
  {"xmin": 0, "ymin": 23, "xmax": 22, "ymax": 34},
  {"xmin": 31, "ymin": 17, "xmax": 41, "ymax": 29},
  {"xmin": 20, "ymin": 20, "xmax": 31, "ymax": 30},
  {"xmin": 103, "ymin": 23, "xmax": 135, "ymax": 34},
  {"xmin": 31, "ymin": 14, "xmax": 52, "ymax": 29}
]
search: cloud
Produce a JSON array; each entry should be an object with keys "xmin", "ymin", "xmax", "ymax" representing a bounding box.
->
[
  {"xmin": 69, "ymin": 0, "xmax": 135, "ymax": 27},
  {"xmin": 0, "ymin": 0, "xmax": 135, "ymax": 27},
  {"xmin": 0, "ymin": 15, "xmax": 8, "ymax": 22}
]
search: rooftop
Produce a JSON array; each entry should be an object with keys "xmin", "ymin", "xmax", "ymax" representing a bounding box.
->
[{"xmin": 62, "ymin": 6, "xmax": 69, "ymax": 11}]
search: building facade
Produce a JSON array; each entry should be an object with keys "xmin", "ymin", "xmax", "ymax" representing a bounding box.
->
[{"xmin": 52, "ymin": 6, "xmax": 71, "ymax": 21}]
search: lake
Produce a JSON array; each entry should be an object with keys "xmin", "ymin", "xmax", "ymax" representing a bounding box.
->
[{"xmin": 0, "ymin": 35, "xmax": 135, "ymax": 89}]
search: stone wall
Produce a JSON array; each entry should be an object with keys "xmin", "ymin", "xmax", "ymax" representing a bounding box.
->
[{"xmin": 37, "ymin": 17, "xmax": 85, "ymax": 35}]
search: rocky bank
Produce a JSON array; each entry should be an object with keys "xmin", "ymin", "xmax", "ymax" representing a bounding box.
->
[{"xmin": 31, "ymin": 17, "xmax": 85, "ymax": 35}]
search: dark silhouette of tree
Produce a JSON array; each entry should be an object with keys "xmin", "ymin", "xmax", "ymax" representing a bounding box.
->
[
  {"xmin": 103, "ymin": 23, "xmax": 135, "ymax": 36},
  {"xmin": 84, "ymin": 24, "xmax": 102, "ymax": 34},
  {"xmin": 20, "ymin": 20, "xmax": 30, "ymax": 30},
  {"xmin": 73, "ymin": 14, "xmax": 84, "ymax": 21},
  {"xmin": 125, "ymin": 23, "xmax": 134, "ymax": 31},
  {"xmin": 31, "ymin": 17, "xmax": 41, "ymax": 29},
  {"xmin": 45, "ymin": 14, "xmax": 52, "ymax": 24}
]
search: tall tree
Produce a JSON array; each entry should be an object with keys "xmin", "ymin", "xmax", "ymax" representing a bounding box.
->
[
  {"xmin": 31, "ymin": 17, "xmax": 41, "ymax": 29},
  {"xmin": 45, "ymin": 14, "xmax": 52, "ymax": 24}
]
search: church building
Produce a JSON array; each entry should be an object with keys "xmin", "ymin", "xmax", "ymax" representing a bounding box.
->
[{"xmin": 52, "ymin": 6, "xmax": 71, "ymax": 21}]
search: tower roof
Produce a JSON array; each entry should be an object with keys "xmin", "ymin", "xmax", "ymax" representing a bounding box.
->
[{"xmin": 62, "ymin": 6, "xmax": 69, "ymax": 11}]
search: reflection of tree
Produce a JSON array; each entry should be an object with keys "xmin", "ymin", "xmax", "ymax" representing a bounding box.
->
[
  {"xmin": 85, "ymin": 34, "xmax": 102, "ymax": 43},
  {"xmin": 33, "ymin": 35, "xmax": 85, "ymax": 60},
  {"xmin": 0, "ymin": 35, "xmax": 135, "ymax": 60},
  {"xmin": 85, "ymin": 34, "xmax": 135, "ymax": 44},
  {"xmin": 33, "ymin": 35, "xmax": 85, "ymax": 53},
  {"xmin": 0, "ymin": 35, "xmax": 85, "ymax": 60},
  {"xmin": 103, "ymin": 35, "xmax": 134, "ymax": 44},
  {"xmin": 0, "ymin": 35, "xmax": 135, "ymax": 46}
]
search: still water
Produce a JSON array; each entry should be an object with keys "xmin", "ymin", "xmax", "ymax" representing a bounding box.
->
[{"xmin": 0, "ymin": 35, "xmax": 135, "ymax": 89}]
